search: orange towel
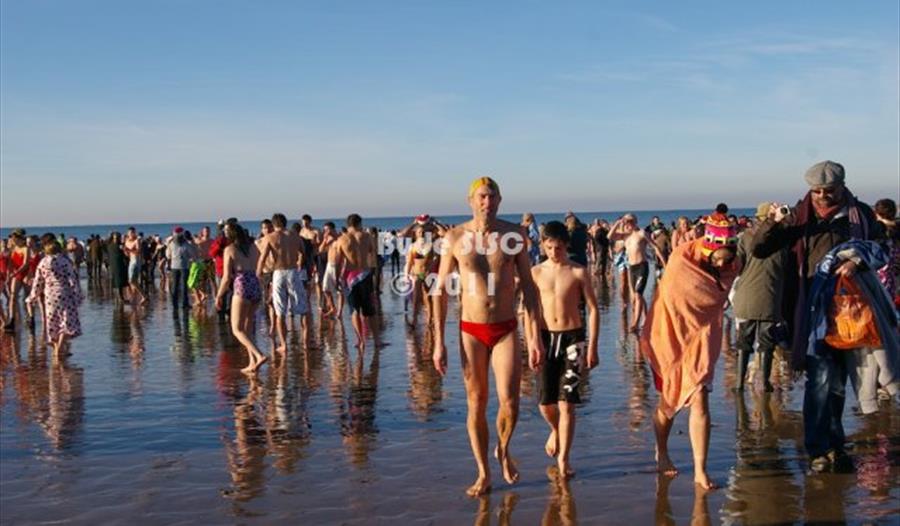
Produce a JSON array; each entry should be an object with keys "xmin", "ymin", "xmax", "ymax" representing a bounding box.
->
[{"xmin": 640, "ymin": 239, "xmax": 741, "ymax": 418}]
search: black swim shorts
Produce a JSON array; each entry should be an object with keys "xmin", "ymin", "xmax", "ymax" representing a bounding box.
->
[
  {"xmin": 629, "ymin": 261, "xmax": 649, "ymax": 295},
  {"xmin": 539, "ymin": 327, "xmax": 586, "ymax": 405},
  {"xmin": 347, "ymin": 272, "xmax": 376, "ymax": 317}
]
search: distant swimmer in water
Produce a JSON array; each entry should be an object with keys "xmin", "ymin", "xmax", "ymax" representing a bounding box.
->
[
  {"xmin": 432, "ymin": 177, "xmax": 544, "ymax": 497},
  {"xmin": 531, "ymin": 221, "xmax": 599, "ymax": 480},
  {"xmin": 216, "ymin": 222, "xmax": 267, "ymax": 374}
]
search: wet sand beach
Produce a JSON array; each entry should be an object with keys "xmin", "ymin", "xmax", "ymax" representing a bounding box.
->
[{"xmin": 1, "ymin": 270, "xmax": 898, "ymax": 525}]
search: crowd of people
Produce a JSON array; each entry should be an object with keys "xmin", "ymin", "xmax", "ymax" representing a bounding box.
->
[{"xmin": 1, "ymin": 161, "xmax": 897, "ymax": 497}]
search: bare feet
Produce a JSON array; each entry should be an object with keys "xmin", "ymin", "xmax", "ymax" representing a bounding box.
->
[
  {"xmin": 466, "ymin": 476, "xmax": 491, "ymax": 497},
  {"xmin": 274, "ymin": 345, "xmax": 287, "ymax": 354},
  {"xmin": 252, "ymin": 354, "xmax": 269, "ymax": 372},
  {"xmin": 494, "ymin": 445, "xmax": 520, "ymax": 485},
  {"xmin": 694, "ymin": 472, "xmax": 718, "ymax": 491},
  {"xmin": 545, "ymin": 431, "xmax": 558, "ymax": 458},
  {"xmin": 656, "ymin": 451, "xmax": 678, "ymax": 477},
  {"xmin": 241, "ymin": 354, "xmax": 268, "ymax": 374},
  {"xmin": 557, "ymin": 459, "xmax": 575, "ymax": 480}
]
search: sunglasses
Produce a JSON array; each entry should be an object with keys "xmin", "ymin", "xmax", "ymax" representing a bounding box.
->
[{"xmin": 811, "ymin": 185, "xmax": 841, "ymax": 196}]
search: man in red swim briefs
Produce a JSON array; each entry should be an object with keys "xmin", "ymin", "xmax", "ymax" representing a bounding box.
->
[{"xmin": 432, "ymin": 176, "xmax": 544, "ymax": 497}]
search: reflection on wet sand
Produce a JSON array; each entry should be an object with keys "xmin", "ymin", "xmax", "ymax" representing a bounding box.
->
[
  {"xmin": 223, "ymin": 379, "xmax": 267, "ymax": 504},
  {"xmin": 2, "ymin": 265, "xmax": 899, "ymax": 524},
  {"xmin": 405, "ymin": 326, "xmax": 443, "ymax": 419},
  {"xmin": 343, "ymin": 346, "xmax": 380, "ymax": 467},
  {"xmin": 541, "ymin": 468, "xmax": 577, "ymax": 526},
  {"xmin": 325, "ymin": 318, "xmax": 381, "ymax": 469},
  {"xmin": 655, "ymin": 474, "xmax": 711, "ymax": 526},
  {"xmin": 1, "ymin": 335, "xmax": 84, "ymax": 454},
  {"xmin": 265, "ymin": 355, "xmax": 312, "ymax": 475},
  {"xmin": 726, "ymin": 390, "xmax": 804, "ymax": 523},
  {"xmin": 473, "ymin": 491, "xmax": 519, "ymax": 526}
]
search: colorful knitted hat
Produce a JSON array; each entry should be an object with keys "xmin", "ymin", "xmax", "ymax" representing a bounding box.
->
[{"xmin": 701, "ymin": 212, "xmax": 738, "ymax": 256}]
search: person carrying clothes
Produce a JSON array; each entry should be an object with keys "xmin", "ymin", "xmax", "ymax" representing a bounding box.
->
[
  {"xmin": 749, "ymin": 160, "xmax": 888, "ymax": 473},
  {"xmin": 802, "ymin": 239, "xmax": 898, "ymax": 417},
  {"xmin": 732, "ymin": 202, "xmax": 788, "ymax": 392}
]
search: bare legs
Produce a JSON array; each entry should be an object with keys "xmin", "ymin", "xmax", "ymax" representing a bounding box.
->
[
  {"xmin": 274, "ymin": 314, "xmax": 288, "ymax": 353},
  {"xmin": 653, "ymin": 389, "xmax": 716, "ymax": 489},
  {"xmin": 688, "ymin": 389, "xmax": 714, "ymax": 489},
  {"xmin": 459, "ymin": 330, "xmax": 521, "ymax": 497},
  {"xmin": 351, "ymin": 311, "xmax": 370, "ymax": 349},
  {"xmin": 629, "ymin": 291, "xmax": 646, "ymax": 333},
  {"xmin": 4, "ymin": 279, "xmax": 22, "ymax": 330},
  {"xmin": 653, "ymin": 406, "xmax": 677, "ymax": 476},
  {"xmin": 539, "ymin": 402, "xmax": 576, "ymax": 478},
  {"xmin": 231, "ymin": 296, "xmax": 267, "ymax": 374},
  {"xmin": 128, "ymin": 279, "xmax": 147, "ymax": 305}
]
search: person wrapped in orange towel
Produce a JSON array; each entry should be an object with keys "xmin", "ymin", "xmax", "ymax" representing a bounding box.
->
[{"xmin": 640, "ymin": 206, "xmax": 741, "ymax": 490}]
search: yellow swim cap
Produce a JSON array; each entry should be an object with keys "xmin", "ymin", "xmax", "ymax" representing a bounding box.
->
[{"xmin": 468, "ymin": 176, "xmax": 500, "ymax": 197}]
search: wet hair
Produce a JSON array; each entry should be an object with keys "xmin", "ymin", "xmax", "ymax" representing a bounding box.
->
[
  {"xmin": 542, "ymin": 220, "xmax": 570, "ymax": 244},
  {"xmin": 715, "ymin": 203, "xmax": 729, "ymax": 214},
  {"xmin": 347, "ymin": 213, "xmax": 362, "ymax": 228},
  {"xmin": 41, "ymin": 233, "xmax": 61, "ymax": 254},
  {"xmin": 272, "ymin": 213, "xmax": 287, "ymax": 228},
  {"xmin": 302, "ymin": 214, "xmax": 312, "ymax": 222},
  {"xmin": 874, "ymin": 198, "xmax": 897, "ymax": 220}
]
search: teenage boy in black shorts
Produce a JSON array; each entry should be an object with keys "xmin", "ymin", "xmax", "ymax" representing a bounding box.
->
[{"xmin": 531, "ymin": 221, "xmax": 600, "ymax": 479}]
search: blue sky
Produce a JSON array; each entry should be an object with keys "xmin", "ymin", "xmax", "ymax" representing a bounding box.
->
[{"xmin": 2, "ymin": 1, "xmax": 897, "ymax": 226}]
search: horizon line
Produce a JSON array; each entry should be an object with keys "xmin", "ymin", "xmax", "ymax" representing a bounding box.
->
[{"xmin": 0, "ymin": 205, "xmax": 758, "ymax": 231}]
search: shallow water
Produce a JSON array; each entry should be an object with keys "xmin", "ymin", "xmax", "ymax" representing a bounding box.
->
[{"xmin": 1, "ymin": 270, "xmax": 898, "ymax": 525}]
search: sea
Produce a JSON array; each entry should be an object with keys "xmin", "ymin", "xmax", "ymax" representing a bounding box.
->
[{"xmin": 0, "ymin": 208, "xmax": 755, "ymax": 240}]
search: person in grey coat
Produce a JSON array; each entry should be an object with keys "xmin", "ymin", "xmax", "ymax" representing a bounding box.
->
[{"xmin": 733, "ymin": 202, "xmax": 787, "ymax": 392}]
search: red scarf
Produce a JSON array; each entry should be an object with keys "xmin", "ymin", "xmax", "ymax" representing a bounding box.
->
[{"xmin": 811, "ymin": 196, "xmax": 845, "ymax": 221}]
